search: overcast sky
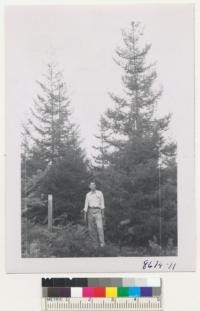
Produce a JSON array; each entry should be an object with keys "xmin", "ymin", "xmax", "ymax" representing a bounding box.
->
[{"xmin": 5, "ymin": 4, "xmax": 194, "ymax": 158}]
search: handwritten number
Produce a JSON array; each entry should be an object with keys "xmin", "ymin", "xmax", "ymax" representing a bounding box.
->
[{"xmin": 142, "ymin": 259, "xmax": 176, "ymax": 271}]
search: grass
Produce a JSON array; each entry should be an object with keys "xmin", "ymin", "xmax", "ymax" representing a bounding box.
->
[{"xmin": 21, "ymin": 220, "xmax": 177, "ymax": 258}]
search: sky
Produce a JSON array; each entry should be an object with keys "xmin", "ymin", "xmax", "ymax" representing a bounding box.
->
[{"xmin": 5, "ymin": 4, "xmax": 194, "ymax": 158}]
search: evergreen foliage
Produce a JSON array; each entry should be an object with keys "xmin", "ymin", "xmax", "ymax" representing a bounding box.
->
[
  {"xmin": 21, "ymin": 63, "xmax": 90, "ymax": 224},
  {"xmin": 94, "ymin": 22, "xmax": 177, "ymax": 248}
]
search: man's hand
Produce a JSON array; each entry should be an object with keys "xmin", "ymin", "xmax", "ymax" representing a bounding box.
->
[
  {"xmin": 83, "ymin": 211, "xmax": 87, "ymax": 224},
  {"xmin": 101, "ymin": 209, "xmax": 105, "ymax": 226},
  {"xmin": 81, "ymin": 209, "xmax": 87, "ymax": 224}
]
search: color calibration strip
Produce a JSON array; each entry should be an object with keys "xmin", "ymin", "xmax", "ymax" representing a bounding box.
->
[
  {"xmin": 42, "ymin": 277, "xmax": 161, "ymax": 288},
  {"xmin": 43, "ymin": 286, "xmax": 161, "ymax": 298},
  {"xmin": 42, "ymin": 278, "xmax": 162, "ymax": 310},
  {"xmin": 42, "ymin": 278, "xmax": 161, "ymax": 298}
]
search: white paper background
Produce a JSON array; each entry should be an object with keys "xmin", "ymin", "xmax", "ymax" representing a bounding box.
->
[
  {"xmin": 1, "ymin": 0, "xmax": 200, "ymax": 309},
  {"xmin": 4, "ymin": 2, "xmax": 196, "ymax": 274}
]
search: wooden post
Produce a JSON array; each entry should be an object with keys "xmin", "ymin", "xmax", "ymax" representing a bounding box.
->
[{"xmin": 48, "ymin": 194, "xmax": 53, "ymax": 232}]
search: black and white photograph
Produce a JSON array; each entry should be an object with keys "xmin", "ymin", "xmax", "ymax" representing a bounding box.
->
[{"xmin": 5, "ymin": 4, "xmax": 195, "ymax": 272}]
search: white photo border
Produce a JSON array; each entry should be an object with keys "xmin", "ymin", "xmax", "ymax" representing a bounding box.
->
[{"xmin": 5, "ymin": 3, "xmax": 195, "ymax": 273}]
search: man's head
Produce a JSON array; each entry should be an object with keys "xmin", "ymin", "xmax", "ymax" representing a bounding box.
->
[{"xmin": 89, "ymin": 181, "xmax": 96, "ymax": 191}]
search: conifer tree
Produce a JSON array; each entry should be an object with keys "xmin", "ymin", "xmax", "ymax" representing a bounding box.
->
[
  {"xmin": 21, "ymin": 63, "xmax": 89, "ymax": 224},
  {"xmin": 27, "ymin": 63, "xmax": 79, "ymax": 165},
  {"xmin": 93, "ymin": 116, "xmax": 110, "ymax": 170},
  {"xmin": 95, "ymin": 22, "xmax": 177, "ymax": 249}
]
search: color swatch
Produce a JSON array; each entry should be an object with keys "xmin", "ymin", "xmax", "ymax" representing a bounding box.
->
[
  {"xmin": 42, "ymin": 278, "xmax": 162, "ymax": 311},
  {"xmin": 43, "ymin": 286, "xmax": 160, "ymax": 298},
  {"xmin": 42, "ymin": 277, "xmax": 161, "ymax": 288},
  {"xmin": 42, "ymin": 278, "xmax": 161, "ymax": 299}
]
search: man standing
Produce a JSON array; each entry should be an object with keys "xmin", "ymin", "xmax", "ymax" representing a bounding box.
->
[{"xmin": 84, "ymin": 181, "xmax": 105, "ymax": 247}]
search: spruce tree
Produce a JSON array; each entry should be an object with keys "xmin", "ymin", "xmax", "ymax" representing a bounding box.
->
[
  {"xmin": 21, "ymin": 63, "xmax": 90, "ymax": 224},
  {"xmin": 27, "ymin": 63, "xmax": 78, "ymax": 165},
  {"xmin": 95, "ymin": 22, "xmax": 177, "ymax": 250},
  {"xmin": 93, "ymin": 116, "xmax": 110, "ymax": 170}
]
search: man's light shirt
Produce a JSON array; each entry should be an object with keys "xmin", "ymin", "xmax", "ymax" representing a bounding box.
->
[{"xmin": 84, "ymin": 190, "xmax": 105, "ymax": 212}]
